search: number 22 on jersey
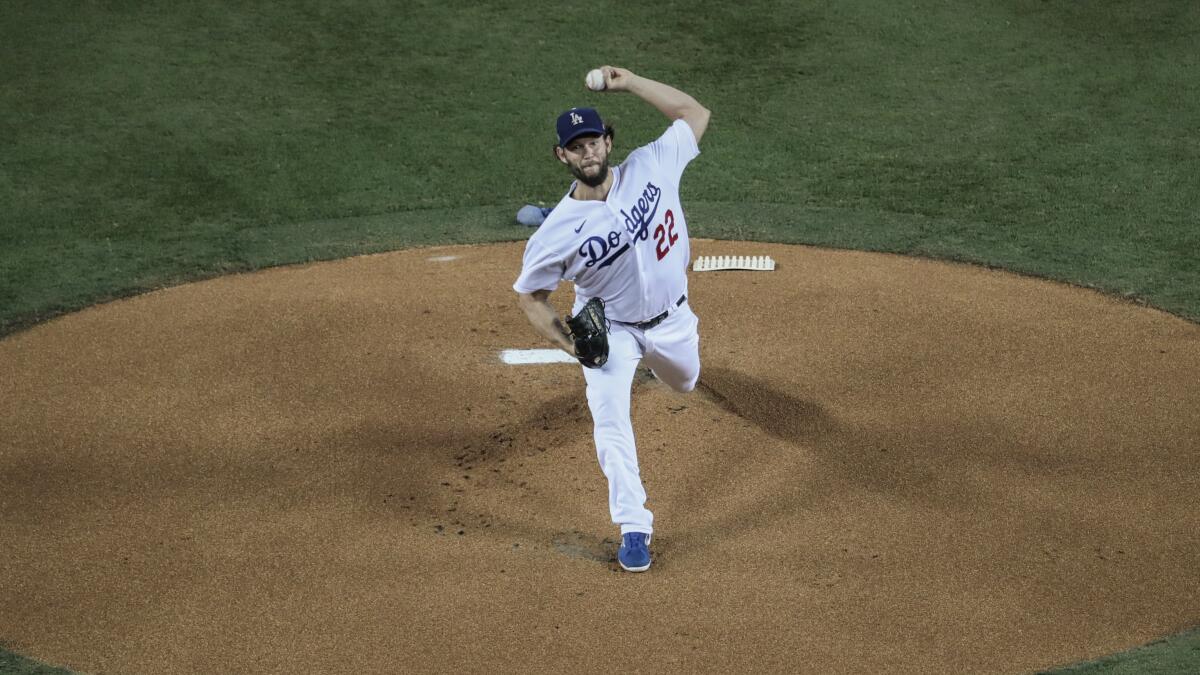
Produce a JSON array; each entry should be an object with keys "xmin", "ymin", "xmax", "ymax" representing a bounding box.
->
[{"xmin": 653, "ymin": 209, "xmax": 678, "ymax": 261}]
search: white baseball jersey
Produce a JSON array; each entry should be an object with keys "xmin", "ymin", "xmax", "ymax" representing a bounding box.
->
[{"xmin": 513, "ymin": 118, "xmax": 700, "ymax": 323}]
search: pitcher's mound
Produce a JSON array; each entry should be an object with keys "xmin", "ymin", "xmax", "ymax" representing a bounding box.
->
[{"xmin": 2, "ymin": 240, "xmax": 1198, "ymax": 674}]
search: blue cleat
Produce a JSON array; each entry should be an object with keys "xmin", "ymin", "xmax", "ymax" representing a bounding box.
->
[
  {"xmin": 516, "ymin": 204, "xmax": 553, "ymax": 227},
  {"xmin": 617, "ymin": 532, "xmax": 652, "ymax": 572}
]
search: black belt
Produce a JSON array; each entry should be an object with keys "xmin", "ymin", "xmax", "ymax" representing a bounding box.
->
[{"xmin": 624, "ymin": 295, "xmax": 686, "ymax": 331}]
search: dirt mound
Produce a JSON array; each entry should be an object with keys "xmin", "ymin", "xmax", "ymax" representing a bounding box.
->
[{"xmin": 2, "ymin": 241, "xmax": 1197, "ymax": 673}]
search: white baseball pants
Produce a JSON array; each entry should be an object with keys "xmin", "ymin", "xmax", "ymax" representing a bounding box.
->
[{"xmin": 581, "ymin": 302, "xmax": 700, "ymax": 536}]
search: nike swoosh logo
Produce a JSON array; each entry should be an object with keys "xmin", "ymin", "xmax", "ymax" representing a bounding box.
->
[{"xmin": 574, "ymin": 219, "xmax": 588, "ymax": 234}]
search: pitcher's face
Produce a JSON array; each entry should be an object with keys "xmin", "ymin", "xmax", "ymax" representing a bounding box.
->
[{"xmin": 558, "ymin": 134, "xmax": 612, "ymax": 187}]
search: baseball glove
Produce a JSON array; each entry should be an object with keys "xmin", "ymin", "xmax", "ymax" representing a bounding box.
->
[{"xmin": 565, "ymin": 297, "xmax": 609, "ymax": 369}]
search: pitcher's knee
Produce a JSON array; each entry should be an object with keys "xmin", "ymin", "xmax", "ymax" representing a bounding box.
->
[{"xmin": 665, "ymin": 369, "xmax": 699, "ymax": 393}]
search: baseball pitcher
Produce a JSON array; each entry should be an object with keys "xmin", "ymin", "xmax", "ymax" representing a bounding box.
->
[{"xmin": 513, "ymin": 66, "xmax": 710, "ymax": 572}]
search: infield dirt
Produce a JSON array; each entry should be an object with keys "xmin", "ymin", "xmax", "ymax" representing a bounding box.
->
[{"xmin": 2, "ymin": 240, "xmax": 1198, "ymax": 673}]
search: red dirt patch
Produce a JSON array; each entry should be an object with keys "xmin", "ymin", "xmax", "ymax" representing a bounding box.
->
[{"xmin": 2, "ymin": 240, "xmax": 1198, "ymax": 673}]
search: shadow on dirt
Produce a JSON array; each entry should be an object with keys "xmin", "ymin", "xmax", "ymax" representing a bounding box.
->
[{"xmin": 697, "ymin": 366, "xmax": 837, "ymax": 442}]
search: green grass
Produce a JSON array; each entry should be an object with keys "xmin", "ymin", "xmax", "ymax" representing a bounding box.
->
[
  {"xmin": 1, "ymin": 1, "xmax": 1198, "ymax": 672},
  {"xmin": 0, "ymin": 648, "xmax": 72, "ymax": 675},
  {"xmin": 3, "ymin": 0, "xmax": 1199, "ymax": 335},
  {"xmin": 1038, "ymin": 628, "xmax": 1200, "ymax": 674}
]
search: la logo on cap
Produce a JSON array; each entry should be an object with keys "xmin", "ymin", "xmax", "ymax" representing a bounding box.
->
[{"xmin": 570, "ymin": 112, "xmax": 584, "ymax": 125}]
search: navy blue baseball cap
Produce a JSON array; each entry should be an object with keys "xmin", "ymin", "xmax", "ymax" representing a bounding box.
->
[{"xmin": 556, "ymin": 107, "xmax": 606, "ymax": 147}]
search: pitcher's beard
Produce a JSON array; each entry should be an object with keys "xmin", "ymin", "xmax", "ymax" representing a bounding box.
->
[{"xmin": 572, "ymin": 162, "xmax": 610, "ymax": 188}]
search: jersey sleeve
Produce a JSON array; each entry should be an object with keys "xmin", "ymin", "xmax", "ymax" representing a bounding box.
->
[
  {"xmin": 512, "ymin": 237, "xmax": 565, "ymax": 294},
  {"xmin": 644, "ymin": 118, "xmax": 701, "ymax": 187}
]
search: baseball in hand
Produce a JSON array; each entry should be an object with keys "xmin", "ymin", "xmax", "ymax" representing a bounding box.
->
[{"xmin": 586, "ymin": 69, "xmax": 606, "ymax": 91}]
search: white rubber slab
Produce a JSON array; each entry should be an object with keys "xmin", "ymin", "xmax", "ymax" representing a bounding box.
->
[
  {"xmin": 692, "ymin": 255, "xmax": 776, "ymax": 272},
  {"xmin": 500, "ymin": 349, "xmax": 577, "ymax": 364}
]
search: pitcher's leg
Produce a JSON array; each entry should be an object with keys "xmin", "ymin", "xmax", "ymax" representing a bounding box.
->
[
  {"xmin": 643, "ymin": 303, "xmax": 701, "ymax": 394},
  {"xmin": 582, "ymin": 329, "xmax": 653, "ymax": 535}
]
